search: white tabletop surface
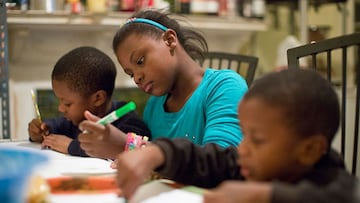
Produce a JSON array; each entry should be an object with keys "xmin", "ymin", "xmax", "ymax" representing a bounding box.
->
[
  {"xmin": 0, "ymin": 140, "xmax": 203, "ymax": 203},
  {"xmin": 0, "ymin": 140, "xmax": 126, "ymax": 203}
]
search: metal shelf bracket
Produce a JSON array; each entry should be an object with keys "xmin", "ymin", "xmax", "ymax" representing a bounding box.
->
[{"xmin": 1, "ymin": 0, "xmax": 11, "ymax": 139}]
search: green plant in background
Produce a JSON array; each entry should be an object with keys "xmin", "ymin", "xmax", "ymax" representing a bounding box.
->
[{"xmin": 37, "ymin": 88, "xmax": 149, "ymax": 120}]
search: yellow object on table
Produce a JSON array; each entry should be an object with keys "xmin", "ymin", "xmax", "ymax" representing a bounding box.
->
[{"xmin": 27, "ymin": 175, "xmax": 50, "ymax": 203}]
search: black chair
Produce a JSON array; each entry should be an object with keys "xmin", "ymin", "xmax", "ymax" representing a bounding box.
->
[
  {"xmin": 287, "ymin": 32, "xmax": 360, "ymax": 175},
  {"xmin": 197, "ymin": 52, "xmax": 259, "ymax": 86}
]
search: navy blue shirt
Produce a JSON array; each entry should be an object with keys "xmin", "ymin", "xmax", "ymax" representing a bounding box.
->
[{"xmin": 42, "ymin": 101, "xmax": 151, "ymax": 157}]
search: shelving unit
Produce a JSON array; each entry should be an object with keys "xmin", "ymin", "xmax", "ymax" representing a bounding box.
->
[
  {"xmin": 6, "ymin": 10, "xmax": 267, "ymax": 33},
  {"xmin": 0, "ymin": 0, "xmax": 10, "ymax": 139},
  {"xmin": 268, "ymin": 0, "xmax": 349, "ymax": 43}
]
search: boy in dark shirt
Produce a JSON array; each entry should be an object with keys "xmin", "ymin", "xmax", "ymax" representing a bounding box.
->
[
  {"xmin": 28, "ymin": 46, "xmax": 150, "ymax": 158},
  {"xmin": 114, "ymin": 68, "xmax": 357, "ymax": 203}
]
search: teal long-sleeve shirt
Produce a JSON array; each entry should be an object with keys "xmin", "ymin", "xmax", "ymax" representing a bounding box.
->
[{"xmin": 143, "ymin": 68, "xmax": 248, "ymax": 148}]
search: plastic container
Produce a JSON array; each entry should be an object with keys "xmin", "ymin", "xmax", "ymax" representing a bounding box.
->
[
  {"xmin": 0, "ymin": 147, "xmax": 48, "ymax": 203},
  {"xmin": 30, "ymin": 0, "xmax": 65, "ymax": 12},
  {"xmin": 87, "ymin": 0, "xmax": 107, "ymax": 13}
]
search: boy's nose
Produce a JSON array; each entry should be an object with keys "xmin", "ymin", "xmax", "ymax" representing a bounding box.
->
[
  {"xmin": 238, "ymin": 141, "xmax": 250, "ymax": 157},
  {"xmin": 58, "ymin": 104, "xmax": 65, "ymax": 113}
]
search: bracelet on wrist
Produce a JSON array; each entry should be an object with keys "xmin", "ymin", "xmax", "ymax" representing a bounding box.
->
[{"xmin": 124, "ymin": 132, "xmax": 149, "ymax": 151}]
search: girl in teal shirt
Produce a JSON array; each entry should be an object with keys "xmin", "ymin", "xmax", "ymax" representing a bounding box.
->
[
  {"xmin": 78, "ymin": 9, "xmax": 248, "ymax": 158},
  {"xmin": 144, "ymin": 68, "xmax": 247, "ymax": 147}
]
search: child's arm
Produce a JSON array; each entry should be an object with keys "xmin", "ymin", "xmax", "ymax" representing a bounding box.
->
[
  {"xmin": 114, "ymin": 137, "xmax": 241, "ymax": 199},
  {"xmin": 41, "ymin": 134, "xmax": 72, "ymax": 154},
  {"xmin": 115, "ymin": 143, "xmax": 165, "ymax": 199},
  {"xmin": 271, "ymin": 170, "xmax": 357, "ymax": 203},
  {"xmin": 67, "ymin": 139, "xmax": 90, "ymax": 157},
  {"xmin": 203, "ymin": 181, "xmax": 272, "ymax": 203},
  {"xmin": 152, "ymin": 138, "xmax": 241, "ymax": 187},
  {"xmin": 203, "ymin": 170, "xmax": 358, "ymax": 203},
  {"xmin": 202, "ymin": 71, "xmax": 248, "ymax": 148},
  {"xmin": 35, "ymin": 117, "xmax": 80, "ymax": 155}
]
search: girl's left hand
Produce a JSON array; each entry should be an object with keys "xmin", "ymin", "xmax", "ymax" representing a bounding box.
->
[
  {"xmin": 203, "ymin": 181, "xmax": 272, "ymax": 203},
  {"xmin": 41, "ymin": 134, "xmax": 72, "ymax": 154}
]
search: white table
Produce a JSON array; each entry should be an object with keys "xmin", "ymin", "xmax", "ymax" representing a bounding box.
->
[
  {"xmin": 0, "ymin": 140, "xmax": 125, "ymax": 203},
  {"xmin": 0, "ymin": 140, "xmax": 203, "ymax": 203}
]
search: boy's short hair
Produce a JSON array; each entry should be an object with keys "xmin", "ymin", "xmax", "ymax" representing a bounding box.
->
[
  {"xmin": 244, "ymin": 68, "xmax": 340, "ymax": 145},
  {"xmin": 51, "ymin": 46, "xmax": 117, "ymax": 98}
]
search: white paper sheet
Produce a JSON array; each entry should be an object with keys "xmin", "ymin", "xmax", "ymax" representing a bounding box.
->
[
  {"xmin": 42, "ymin": 157, "xmax": 116, "ymax": 177},
  {"xmin": 140, "ymin": 189, "xmax": 203, "ymax": 203},
  {"xmin": 50, "ymin": 193, "xmax": 125, "ymax": 203}
]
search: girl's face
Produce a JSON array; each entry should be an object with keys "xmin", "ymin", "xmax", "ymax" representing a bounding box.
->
[
  {"xmin": 115, "ymin": 32, "xmax": 178, "ymax": 96},
  {"xmin": 237, "ymin": 97, "xmax": 304, "ymax": 182},
  {"xmin": 52, "ymin": 80, "xmax": 95, "ymax": 126}
]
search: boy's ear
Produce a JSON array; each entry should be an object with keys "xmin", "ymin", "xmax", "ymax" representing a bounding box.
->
[
  {"xmin": 163, "ymin": 29, "xmax": 177, "ymax": 50},
  {"xmin": 297, "ymin": 134, "xmax": 327, "ymax": 166},
  {"xmin": 92, "ymin": 90, "xmax": 107, "ymax": 107}
]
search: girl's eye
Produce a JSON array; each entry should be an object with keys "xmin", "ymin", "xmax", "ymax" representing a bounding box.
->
[
  {"xmin": 136, "ymin": 56, "xmax": 144, "ymax": 65},
  {"xmin": 64, "ymin": 103, "xmax": 71, "ymax": 107},
  {"xmin": 250, "ymin": 135, "xmax": 265, "ymax": 145}
]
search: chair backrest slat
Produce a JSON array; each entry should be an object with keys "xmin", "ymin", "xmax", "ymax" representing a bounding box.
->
[
  {"xmin": 198, "ymin": 51, "xmax": 259, "ymax": 86},
  {"xmin": 341, "ymin": 47, "xmax": 348, "ymax": 159},
  {"xmin": 354, "ymin": 86, "xmax": 360, "ymax": 174},
  {"xmin": 236, "ymin": 62, "xmax": 241, "ymax": 74},
  {"xmin": 327, "ymin": 51, "xmax": 332, "ymax": 80},
  {"xmin": 312, "ymin": 54, "xmax": 317, "ymax": 70}
]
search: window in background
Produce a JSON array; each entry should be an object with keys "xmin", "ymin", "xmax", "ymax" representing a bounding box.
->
[{"xmin": 36, "ymin": 88, "xmax": 149, "ymax": 120}]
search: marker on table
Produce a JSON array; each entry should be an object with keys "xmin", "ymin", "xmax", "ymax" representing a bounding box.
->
[{"xmin": 30, "ymin": 89, "xmax": 42, "ymax": 121}]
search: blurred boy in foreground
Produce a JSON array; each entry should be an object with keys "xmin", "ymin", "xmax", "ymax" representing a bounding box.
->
[{"xmin": 114, "ymin": 68, "xmax": 357, "ymax": 203}]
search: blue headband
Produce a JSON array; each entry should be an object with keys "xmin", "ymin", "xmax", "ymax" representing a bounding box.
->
[{"xmin": 125, "ymin": 18, "xmax": 168, "ymax": 32}]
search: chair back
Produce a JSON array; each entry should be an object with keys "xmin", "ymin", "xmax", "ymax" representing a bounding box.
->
[
  {"xmin": 287, "ymin": 32, "xmax": 360, "ymax": 176},
  {"xmin": 198, "ymin": 52, "xmax": 258, "ymax": 86}
]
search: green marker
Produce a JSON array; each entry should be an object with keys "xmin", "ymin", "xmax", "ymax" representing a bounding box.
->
[{"xmin": 97, "ymin": 101, "xmax": 136, "ymax": 125}]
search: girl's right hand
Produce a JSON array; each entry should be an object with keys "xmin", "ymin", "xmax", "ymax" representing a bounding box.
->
[
  {"xmin": 78, "ymin": 110, "xmax": 127, "ymax": 160},
  {"xmin": 28, "ymin": 118, "xmax": 49, "ymax": 142}
]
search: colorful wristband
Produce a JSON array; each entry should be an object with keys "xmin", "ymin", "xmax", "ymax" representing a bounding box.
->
[{"xmin": 124, "ymin": 132, "xmax": 148, "ymax": 151}]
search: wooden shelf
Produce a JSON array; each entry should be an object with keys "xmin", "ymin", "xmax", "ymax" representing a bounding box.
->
[{"xmin": 6, "ymin": 10, "xmax": 267, "ymax": 33}]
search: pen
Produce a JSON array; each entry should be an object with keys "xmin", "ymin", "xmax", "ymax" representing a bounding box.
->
[
  {"xmin": 97, "ymin": 101, "xmax": 136, "ymax": 125},
  {"xmin": 31, "ymin": 89, "xmax": 50, "ymax": 149},
  {"xmin": 31, "ymin": 89, "xmax": 42, "ymax": 121}
]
